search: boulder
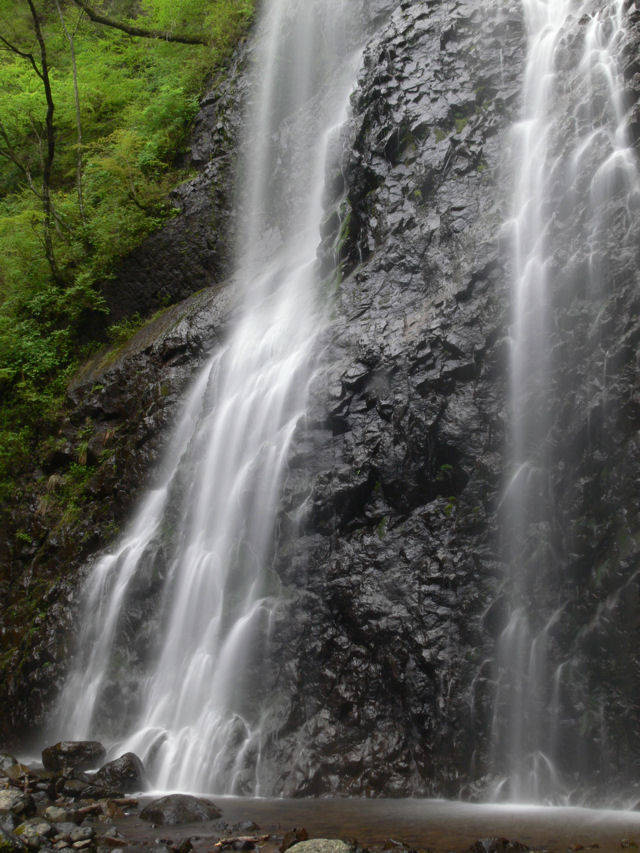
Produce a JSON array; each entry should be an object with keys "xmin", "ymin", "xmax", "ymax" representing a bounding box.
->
[
  {"xmin": 41, "ymin": 808, "xmax": 70, "ymax": 825},
  {"xmin": 0, "ymin": 792, "xmax": 35, "ymax": 820},
  {"xmin": 3, "ymin": 768, "xmax": 30, "ymax": 786},
  {"xmin": 0, "ymin": 816, "xmax": 19, "ymax": 835},
  {"xmin": 94, "ymin": 753, "xmax": 144, "ymax": 793},
  {"xmin": 139, "ymin": 794, "xmax": 221, "ymax": 825},
  {"xmin": 41, "ymin": 742, "xmax": 106, "ymax": 775},
  {"xmin": 50, "ymin": 823, "xmax": 79, "ymax": 842},
  {"xmin": 288, "ymin": 842, "xmax": 352, "ymax": 853},
  {"xmin": 68, "ymin": 827, "xmax": 94, "ymax": 844},
  {"xmin": 280, "ymin": 828, "xmax": 308, "ymax": 853},
  {"xmin": 0, "ymin": 756, "xmax": 16, "ymax": 775},
  {"xmin": 13, "ymin": 820, "xmax": 53, "ymax": 850}
]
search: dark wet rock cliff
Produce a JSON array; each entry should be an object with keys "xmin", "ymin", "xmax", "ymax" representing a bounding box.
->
[
  {"xmin": 100, "ymin": 47, "xmax": 249, "ymax": 325},
  {"xmin": 265, "ymin": 0, "xmax": 525, "ymax": 796},
  {"xmin": 2, "ymin": 0, "xmax": 640, "ymax": 803}
]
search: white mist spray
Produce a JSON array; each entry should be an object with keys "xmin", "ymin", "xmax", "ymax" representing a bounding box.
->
[{"xmin": 492, "ymin": 0, "xmax": 638, "ymax": 802}]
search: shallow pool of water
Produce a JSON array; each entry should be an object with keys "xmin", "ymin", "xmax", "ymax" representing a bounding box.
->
[{"xmin": 122, "ymin": 797, "xmax": 640, "ymax": 853}]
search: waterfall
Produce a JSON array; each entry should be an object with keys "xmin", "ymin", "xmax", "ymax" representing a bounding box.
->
[
  {"xmin": 491, "ymin": 0, "xmax": 640, "ymax": 802},
  {"xmin": 51, "ymin": 0, "xmax": 363, "ymax": 796}
]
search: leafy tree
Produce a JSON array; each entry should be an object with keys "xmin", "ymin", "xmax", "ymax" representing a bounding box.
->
[{"xmin": 0, "ymin": 0, "xmax": 58, "ymax": 277}]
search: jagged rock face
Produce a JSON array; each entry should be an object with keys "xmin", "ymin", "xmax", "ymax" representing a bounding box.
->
[
  {"xmin": 264, "ymin": 0, "xmax": 526, "ymax": 796},
  {"xmin": 262, "ymin": 0, "xmax": 640, "ymax": 799}
]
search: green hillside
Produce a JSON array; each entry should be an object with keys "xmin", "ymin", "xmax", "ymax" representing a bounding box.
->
[{"xmin": 0, "ymin": 0, "xmax": 253, "ymax": 501}]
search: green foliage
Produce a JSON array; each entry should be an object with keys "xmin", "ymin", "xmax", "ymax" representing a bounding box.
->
[
  {"xmin": 0, "ymin": 0, "xmax": 255, "ymax": 497},
  {"xmin": 107, "ymin": 312, "xmax": 144, "ymax": 345},
  {"xmin": 436, "ymin": 462, "xmax": 454, "ymax": 483},
  {"xmin": 454, "ymin": 115, "xmax": 468, "ymax": 133}
]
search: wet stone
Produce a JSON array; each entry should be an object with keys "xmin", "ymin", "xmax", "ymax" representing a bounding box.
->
[
  {"xmin": 98, "ymin": 831, "xmax": 126, "ymax": 849},
  {"xmin": 471, "ymin": 840, "xmax": 529, "ymax": 853},
  {"xmin": 15, "ymin": 821, "xmax": 54, "ymax": 849},
  {"xmin": 280, "ymin": 828, "xmax": 308, "ymax": 853},
  {"xmin": 140, "ymin": 795, "xmax": 221, "ymax": 825},
  {"xmin": 62, "ymin": 781, "xmax": 121, "ymax": 801},
  {"xmin": 42, "ymin": 813, "xmax": 68, "ymax": 828},
  {"xmin": 94, "ymin": 754, "xmax": 144, "ymax": 794},
  {"xmin": 5, "ymin": 767, "xmax": 32, "ymax": 785},
  {"xmin": 0, "ymin": 756, "xmax": 17, "ymax": 775},
  {"xmin": 42, "ymin": 743, "xmax": 106, "ymax": 776},
  {"xmin": 68, "ymin": 828, "xmax": 93, "ymax": 844},
  {"xmin": 0, "ymin": 792, "xmax": 35, "ymax": 819},
  {"xmin": 0, "ymin": 815, "xmax": 20, "ymax": 834},
  {"xmin": 287, "ymin": 842, "xmax": 352, "ymax": 853}
]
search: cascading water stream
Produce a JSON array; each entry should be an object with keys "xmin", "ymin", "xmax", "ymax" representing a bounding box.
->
[
  {"xmin": 51, "ymin": 0, "xmax": 362, "ymax": 795},
  {"xmin": 491, "ymin": 0, "xmax": 640, "ymax": 802}
]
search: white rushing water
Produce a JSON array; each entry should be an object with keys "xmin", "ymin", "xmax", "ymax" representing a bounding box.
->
[
  {"xmin": 51, "ymin": 0, "xmax": 362, "ymax": 795},
  {"xmin": 492, "ymin": 0, "xmax": 639, "ymax": 802}
]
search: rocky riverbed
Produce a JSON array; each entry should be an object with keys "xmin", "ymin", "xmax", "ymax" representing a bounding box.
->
[{"xmin": 2, "ymin": 742, "xmax": 640, "ymax": 853}]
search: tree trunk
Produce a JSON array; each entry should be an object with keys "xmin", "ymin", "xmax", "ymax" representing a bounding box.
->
[
  {"xmin": 55, "ymin": 0, "xmax": 86, "ymax": 224},
  {"xmin": 26, "ymin": 0, "xmax": 59, "ymax": 281}
]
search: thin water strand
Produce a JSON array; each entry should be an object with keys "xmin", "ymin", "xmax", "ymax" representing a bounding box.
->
[
  {"xmin": 491, "ymin": 0, "xmax": 639, "ymax": 802},
  {"xmin": 51, "ymin": 0, "xmax": 363, "ymax": 795}
]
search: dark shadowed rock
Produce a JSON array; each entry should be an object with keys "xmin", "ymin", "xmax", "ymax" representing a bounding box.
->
[
  {"xmin": 41, "ymin": 741, "xmax": 106, "ymax": 775},
  {"xmin": 94, "ymin": 752, "xmax": 145, "ymax": 793},
  {"xmin": 0, "ymin": 816, "xmax": 20, "ymax": 835},
  {"xmin": 12, "ymin": 819, "xmax": 54, "ymax": 850},
  {"xmin": 98, "ymin": 44, "xmax": 249, "ymax": 325},
  {"xmin": 471, "ymin": 840, "xmax": 528, "ymax": 853},
  {"xmin": 61, "ymin": 778, "xmax": 123, "ymax": 800},
  {"xmin": 261, "ymin": 0, "xmax": 525, "ymax": 797},
  {"xmin": 140, "ymin": 794, "xmax": 221, "ymax": 825},
  {"xmin": 0, "ymin": 826, "xmax": 27, "ymax": 853},
  {"xmin": 280, "ymin": 828, "xmax": 308, "ymax": 853}
]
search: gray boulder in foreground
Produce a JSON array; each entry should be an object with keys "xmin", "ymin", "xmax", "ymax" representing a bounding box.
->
[{"xmin": 140, "ymin": 794, "xmax": 221, "ymax": 825}]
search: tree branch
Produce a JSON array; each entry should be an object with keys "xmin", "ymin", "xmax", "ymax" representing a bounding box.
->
[
  {"xmin": 0, "ymin": 33, "xmax": 43, "ymax": 79},
  {"xmin": 70, "ymin": 0, "xmax": 208, "ymax": 45}
]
